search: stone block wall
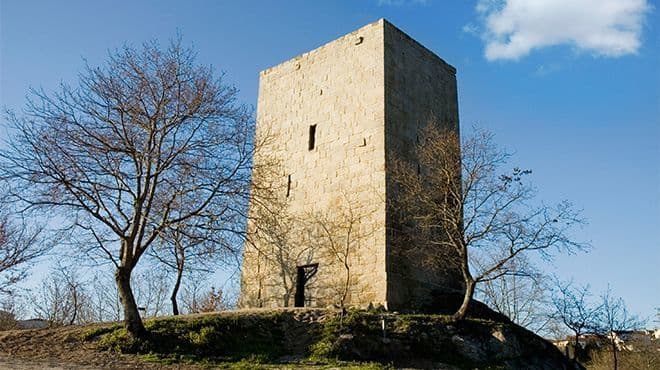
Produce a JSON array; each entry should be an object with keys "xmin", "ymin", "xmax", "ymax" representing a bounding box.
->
[
  {"xmin": 240, "ymin": 19, "xmax": 462, "ymax": 311},
  {"xmin": 383, "ymin": 20, "xmax": 463, "ymax": 310},
  {"xmin": 240, "ymin": 20, "xmax": 388, "ymax": 309}
]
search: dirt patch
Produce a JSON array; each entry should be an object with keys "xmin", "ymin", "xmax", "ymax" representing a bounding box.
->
[
  {"xmin": 0, "ymin": 309, "xmax": 332, "ymax": 369},
  {"xmin": 0, "ymin": 324, "xmax": 202, "ymax": 369}
]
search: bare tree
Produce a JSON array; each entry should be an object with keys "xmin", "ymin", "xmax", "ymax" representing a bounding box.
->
[
  {"xmin": 550, "ymin": 279, "xmax": 601, "ymax": 364},
  {"xmin": 390, "ymin": 125, "xmax": 586, "ymax": 320},
  {"xmin": 0, "ymin": 39, "xmax": 254, "ymax": 337},
  {"xmin": 131, "ymin": 267, "xmax": 170, "ymax": 318},
  {"xmin": 241, "ymin": 155, "xmax": 314, "ymax": 308},
  {"xmin": 31, "ymin": 265, "xmax": 91, "ymax": 326},
  {"xmin": 476, "ymin": 257, "xmax": 552, "ymax": 334},
  {"xmin": 150, "ymin": 219, "xmax": 236, "ymax": 315},
  {"xmin": 0, "ymin": 212, "xmax": 51, "ymax": 295},
  {"xmin": 195, "ymin": 286, "xmax": 228, "ymax": 313},
  {"xmin": 0, "ymin": 295, "xmax": 19, "ymax": 330},
  {"xmin": 178, "ymin": 273, "xmax": 229, "ymax": 314},
  {"xmin": 151, "ymin": 227, "xmax": 196, "ymax": 316},
  {"xmin": 88, "ymin": 272, "xmax": 122, "ymax": 322},
  {"xmin": 312, "ymin": 211, "xmax": 355, "ymax": 310},
  {"xmin": 309, "ymin": 195, "xmax": 372, "ymax": 310},
  {"xmin": 180, "ymin": 273, "xmax": 206, "ymax": 314},
  {"xmin": 595, "ymin": 288, "xmax": 645, "ymax": 370},
  {"xmin": 264, "ymin": 217, "xmax": 310, "ymax": 307}
]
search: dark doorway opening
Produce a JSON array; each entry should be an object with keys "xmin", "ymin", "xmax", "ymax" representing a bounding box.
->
[{"xmin": 294, "ymin": 263, "xmax": 319, "ymax": 307}]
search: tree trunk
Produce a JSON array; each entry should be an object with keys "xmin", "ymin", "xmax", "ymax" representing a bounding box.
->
[
  {"xmin": 452, "ymin": 278, "xmax": 475, "ymax": 321},
  {"xmin": 341, "ymin": 265, "xmax": 350, "ymax": 310},
  {"xmin": 115, "ymin": 266, "xmax": 146, "ymax": 338},
  {"xmin": 279, "ymin": 266, "xmax": 291, "ymax": 307},
  {"xmin": 611, "ymin": 338, "xmax": 618, "ymax": 370},
  {"xmin": 170, "ymin": 265, "xmax": 183, "ymax": 316},
  {"xmin": 573, "ymin": 333, "xmax": 581, "ymax": 364},
  {"xmin": 69, "ymin": 285, "xmax": 77, "ymax": 326}
]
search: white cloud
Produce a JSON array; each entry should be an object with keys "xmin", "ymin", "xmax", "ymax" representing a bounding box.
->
[{"xmin": 474, "ymin": 0, "xmax": 651, "ymax": 61}]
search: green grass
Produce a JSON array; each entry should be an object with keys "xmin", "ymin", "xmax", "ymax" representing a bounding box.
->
[
  {"xmin": 85, "ymin": 309, "xmax": 566, "ymax": 369},
  {"xmin": 138, "ymin": 353, "xmax": 389, "ymax": 369},
  {"xmin": 79, "ymin": 324, "xmax": 122, "ymax": 341},
  {"xmin": 92, "ymin": 312, "xmax": 291, "ymax": 361}
]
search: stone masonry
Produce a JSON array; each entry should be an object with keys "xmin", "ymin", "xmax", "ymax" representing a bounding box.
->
[{"xmin": 240, "ymin": 19, "xmax": 461, "ymax": 311}]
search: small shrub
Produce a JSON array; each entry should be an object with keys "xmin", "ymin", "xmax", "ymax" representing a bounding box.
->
[
  {"xmin": 80, "ymin": 325, "xmax": 121, "ymax": 341},
  {"xmin": 96, "ymin": 328, "xmax": 147, "ymax": 353},
  {"xmin": 187, "ymin": 325, "xmax": 217, "ymax": 347},
  {"xmin": 0, "ymin": 311, "xmax": 17, "ymax": 331},
  {"xmin": 309, "ymin": 339, "xmax": 334, "ymax": 361}
]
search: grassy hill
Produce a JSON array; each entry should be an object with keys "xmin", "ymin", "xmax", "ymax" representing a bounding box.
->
[{"xmin": 1, "ymin": 308, "xmax": 581, "ymax": 369}]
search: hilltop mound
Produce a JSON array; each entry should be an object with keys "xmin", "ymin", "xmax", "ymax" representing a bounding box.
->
[
  {"xmin": 85, "ymin": 308, "xmax": 577, "ymax": 369},
  {"xmin": 0, "ymin": 308, "xmax": 579, "ymax": 369}
]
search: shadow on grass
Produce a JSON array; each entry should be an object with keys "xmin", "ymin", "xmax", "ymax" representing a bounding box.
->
[{"xmin": 89, "ymin": 311, "xmax": 303, "ymax": 363}]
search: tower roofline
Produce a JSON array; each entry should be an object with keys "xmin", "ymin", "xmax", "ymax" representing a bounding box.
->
[
  {"xmin": 381, "ymin": 19, "xmax": 456, "ymax": 74},
  {"xmin": 260, "ymin": 19, "xmax": 455, "ymax": 76}
]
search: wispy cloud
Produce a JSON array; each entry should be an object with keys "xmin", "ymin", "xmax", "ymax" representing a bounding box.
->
[
  {"xmin": 471, "ymin": 0, "xmax": 652, "ymax": 61},
  {"xmin": 535, "ymin": 63, "xmax": 561, "ymax": 76},
  {"xmin": 377, "ymin": 0, "xmax": 427, "ymax": 6},
  {"xmin": 462, "ymin": 23, "xmax": 479, "ymax": 36}
]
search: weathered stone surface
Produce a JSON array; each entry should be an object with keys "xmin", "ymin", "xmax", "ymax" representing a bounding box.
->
[
  {"xmin": 240, "ymin": 19, "xmax": 461, "ymax": 311},
  {"xmin": 321, "ymin": 310, "xmax": 580, "ymax": 369}
]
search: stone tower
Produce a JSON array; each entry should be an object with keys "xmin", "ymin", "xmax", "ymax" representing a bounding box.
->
[{"xmin": 240, "ymin": 19, "xmax": 461, "ymax": 311}]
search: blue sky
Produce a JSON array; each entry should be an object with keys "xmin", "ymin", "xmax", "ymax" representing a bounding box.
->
[{"xmin": 1, "ymin": 1, "xmax": 658, "ymax": 320}]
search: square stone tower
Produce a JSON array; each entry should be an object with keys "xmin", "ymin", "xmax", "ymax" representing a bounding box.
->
[{"xmin": 240, "ymin": 19, "xmax": 461, "ymax": 311}]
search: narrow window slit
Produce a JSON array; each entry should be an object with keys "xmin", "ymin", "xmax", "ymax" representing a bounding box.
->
[
  {"xmin": 286, "ymin": 175, "xmax": 292, "ymax": 197},
  {"xmin": 308, "ymin": 124, "xmax": 317, "ymax": 151}
]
